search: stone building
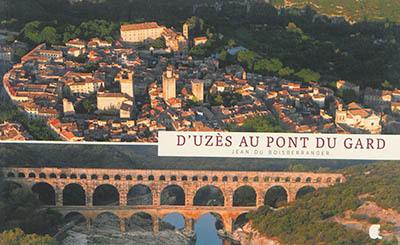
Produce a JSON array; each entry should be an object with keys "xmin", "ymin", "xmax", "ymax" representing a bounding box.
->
[
  {"xmin": 115, "ymin": 70, "xmax": 135, "ymax": 99},
  {"xmin": 62, "ymin": 99, "xmax": 75, "ymax": 116},
  {"xmin": 335, "ymin": 102, "xmax": 381, "ymax": 134},
  {"xmin": 97, "ymin": 92, "xmax": 131, "ymax": 111},
  {"xmin": 191, "ymin": 79, "xmax": 204, "ymax": 102},
  {"xmin": 120, "ymin": 22, "xmax": 165, "ymax": 43},
  {"xmin": 162, "ymin": 65, "xmax": 177, "ymax": 100}
]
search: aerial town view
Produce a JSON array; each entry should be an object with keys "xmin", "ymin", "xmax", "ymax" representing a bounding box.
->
[
  {"xmin": 1, "ymin": 1, "xmax": 400, "ymax": 142},
  {"xmin": 0, "ymin": 0, "xmax": 400, "ymax": 244}
]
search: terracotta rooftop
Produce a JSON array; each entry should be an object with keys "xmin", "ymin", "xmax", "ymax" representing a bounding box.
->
[{"xmin": 121, "ymin": 22, "xmax": 161, "ymax": 31}]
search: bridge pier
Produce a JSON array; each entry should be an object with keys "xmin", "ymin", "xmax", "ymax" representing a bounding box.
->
[
  {"xmin": 153, "ymin": 217, "xmax": 159, "ymax": 233},
  {"xmin": 120, "ymin": 218, "xmax": 126, "ymax": 233},
  {"xmin": 222, "ymin": 217, "xmax": 233, "ymax": 234},
  {"xmin": 256, "ymin": 189, "xmax": 264, "ymax": 207},
  {"xmin": 184, "ymin": 217, "xmax": 194, "ymax": 232},
  {"xmin": 56, "ymin": 189, "xmax": 63, "ymax": 206},
  {"xmin": 119, "ymin": 185, "xmax": 128, "ymax": 207},
  {"xmin": 224, "ymin": 191, "xmax": 233, "ymax": 208},
  {"xmin": 152, "ymin": 190, "xmax": 160, "ymax": 206},
  {"xmin": 86, "ymin": 189, "xmax": 93, "ymax": 206},
  {"xmin": 86, "ymin": 218, "xmax": 92, "ymax": 232}
]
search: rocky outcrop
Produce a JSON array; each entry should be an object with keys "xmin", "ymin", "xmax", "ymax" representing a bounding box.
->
[{"xmin": 232, "ymin": 223, "xmax": 280, "ymax": 245}]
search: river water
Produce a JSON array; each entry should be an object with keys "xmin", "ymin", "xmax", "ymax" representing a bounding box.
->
[{"xmin": 162, "ymin": 213, "xmax": 228, "ymax": 245}]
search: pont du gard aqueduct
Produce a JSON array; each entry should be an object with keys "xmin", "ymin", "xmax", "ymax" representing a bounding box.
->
[{"xmin": 1, "ymin": 167, "xmax": 344, "ymax": 233}]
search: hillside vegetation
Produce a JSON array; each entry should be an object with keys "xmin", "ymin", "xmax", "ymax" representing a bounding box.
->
[
  {"xmin": 275, "ymin": 0, "xmax": 400, "ymax": 23},
  {"xmin": 248, "ymin": 162, "xmax": 400, "ymax": 244}
]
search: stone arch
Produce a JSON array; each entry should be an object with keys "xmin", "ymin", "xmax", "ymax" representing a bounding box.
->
[
  {"xmin": 126, "ymin": 175, "xmax": 132, "ymax": 180},
  {"xmin": 126, "ymin": 212, "xmax": 153, "ymax": 232},
  {"xmin": 148, "ymin": 175, "xmax": 154, "ymax": 181},
  {"xmin": 193, "ymin": 185, "xmax": 224, "ymax": 206},
  {"xmin": 233, "ymin": 185, "xmax": 256, "ymax": 207},
  {"xmin": 181, "ymin": 176, "xmax": 188, "ymax": 181},
  {"xmin": 306, "ymin": 177, "xmax": 312, "ymax": 182},
  {"xmin": 91, "ymin": 174, "xmax": 98, "ymax": 180},
  {"xmin": 114, "ymin": 175, "xmax": 121, "ymax": 180},
  {"xmin": 80, "ymin": 174, "xmax": 87, "ymax": 179},
  {"xmin": 161, "ymin": 212, "xmax": 185, "ymax": 231},
  {"xmin": 295, "ymin": 177, "xmax": 301, "ymax": 182},
  {"xmin": 32, "ymin": 182, "xmax": 55, "ymax": 205},
  {"xmin": 127, "ymin": 184, "xmax": 152, "ymax": 206},
  {"xmin": 171, "ymin": 175, "xmax": 177, "ymax": 181},
  {"xmin": 222, "ymin": 176, "xmax": 228, "ymax": 182},
  {"xmin": 212, "ymin": 176, "xmax": 218, "ymax": 182},
  {"xmin": 233, "ymin": 212, "xmax": 249, "ymax": 231},
  {"xmin": 103, "ymin": 174, "xmax": 110, "ymax": 180},
  {"xmin": 192, "ymin": 176, "xmax": 198, "ymax": 181},
  {"xmin": 264, "ymin": 185, "xmax": 288, "ymax": 208},
  {"xmin": 18, "ymin": 172, "xmax": 25, "ymax": 178},
  {"xmin": 160, "ymin": 184, "xmax": 185, "ymax": 206},
  {"xmin": 28, "ymin": 172, "xmax": 36, "ymax": 178},
  {"xmin": 93, "ymin": 184, "xmax": 119, "ymax": 206},
  {"xmin": 70, "ymin": 174, "xmax": 77, "ymax": 179},
  {"xmin": 93, "ymin": 212, "xmax": 120, "ymax": 231},
  {"xmin": 296, "ymin": 186, "xmax": 316, "ymax": 199},
  {"xmin": 159, "ymin": 175, "xmax": 166, "ymax": 181},
  {"xmin": 39, "ymin": 173, "xmax": 46, "ymax": 179},
  {"xmin": 60, "ymin": 173, "xmax": 67, "ymax": 179},
  {"xmin": 64, "ymin": 212, "xmax": 86, "ymax": 226},
  {"xmin": 49, "ymin": 173, "xmax": 56, "ymax": 179},
  {"xmin": 194, "ymin": 212, "xmax": 224, "ymax": 243},
  {"xmin": 63, "ymin": 183, "xmax": 86, "ymax": 206},
  {"xmin": 202, "ymin": 176, "xmax": 208, "ymax": 181}
]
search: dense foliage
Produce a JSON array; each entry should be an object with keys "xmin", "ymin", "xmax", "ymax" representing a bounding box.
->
[
  {"xmin": 0, "ymin": 228, "xmax": 56, "ymax": 245},
  {"xmin": 229, "ymin": 116, "xmax": 286, "ymax": 132},
  {"xmin": 248, "ymin": 162, "xmax": 400, "ymax": 244},
  {"xmin": 0, "ymin": 178, "xmax": 63, "ymax": 235},
  {"xmin": 273, "ymin": 0, "xmax": 400, "ymax": 23}
]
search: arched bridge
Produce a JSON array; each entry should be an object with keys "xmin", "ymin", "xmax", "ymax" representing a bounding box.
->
[{"xmin": 2, "ymin": 167, "xmax": 345, "ymax": 233}]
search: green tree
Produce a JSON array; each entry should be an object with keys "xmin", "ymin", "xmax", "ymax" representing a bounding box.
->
[
  {"xmin": 150, "ymin": 37, "xmax": 166, "ymax": 49},
  {"xmin": 295, "ymin": 68, "xmax": 321, "ymax": 82},
  {"xmin": 278, "ymin": 67, "xmax": 295, "ymax": 77},
  {"xmin": 0, "ymin": 180, "xmax": 62, "ymax": 235},
  {"xmin": 189, "ymin": 45, "xmax": 207, "ymax": 57},
  {"xmin": 40, "ymin": 26, "xmax": 58, "ymax": 44},
  {"xmin": 381, "ymin": 80, "xmax": 392, "ymax": 89},
  {"xmin": 0, "ymin": 229, "xmax": 56, "ymax": 245},
  {"xmin": 22, "ymin": 21, "xmax": 42, "ymax": 44},
  {"xmin": 239, "ymin": 116, "xmax": 285, "ymax": 132},
  {"xmin": 255, "ymin": 58, "xmax": 283, "ymax": 74},
  {"xmin": 237, "ymin": 50, "xmax": 259, "ymax": 70}
]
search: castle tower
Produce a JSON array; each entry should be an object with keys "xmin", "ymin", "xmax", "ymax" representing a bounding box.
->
[
  {"xmin": 183, "ymin": 22, "xmax": 189, "ymax": 39},
  {"xmin": 162, "ymin": 65, "xmax": 176, "ymax": 100},
  {"xmin": 191, "ymin": 79, "xmax": 204, "ymax": 102},
  {"xmin": 117, "ymin": 70, "xmax": 135, "ymax": 100}
]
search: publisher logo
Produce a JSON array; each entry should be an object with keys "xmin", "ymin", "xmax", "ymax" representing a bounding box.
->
[{"xmin": 369, "ymin": 224, "xmax": 382, "ymax": 240}]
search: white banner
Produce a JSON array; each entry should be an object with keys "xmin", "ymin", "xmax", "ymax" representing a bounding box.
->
[{"xmin": 158, "ymin": 131, "xmax": 399, "ymax": 160}]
